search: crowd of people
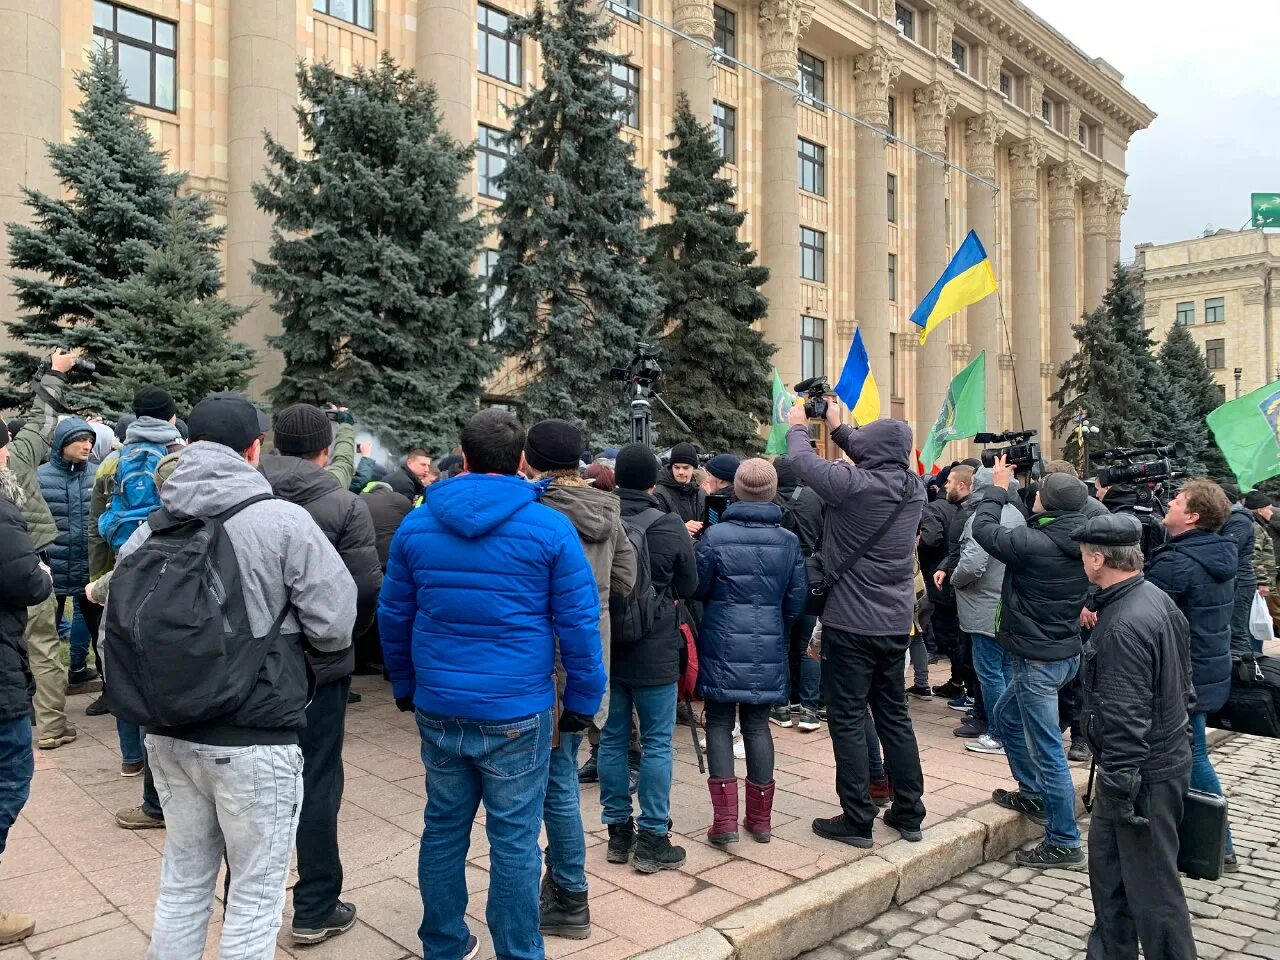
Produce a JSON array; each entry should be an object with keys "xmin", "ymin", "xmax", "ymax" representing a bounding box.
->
[{"xmin": 0, "ymin": 351, "xmax": 1276, "ymax": 960}]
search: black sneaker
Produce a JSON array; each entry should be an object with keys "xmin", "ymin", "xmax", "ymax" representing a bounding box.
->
[
  {"xmin": 907, "ymin": 683, "xmax": 934, "ymax": 700},
  {"xmin": 291, "ymin": 901, "xmax": 357, "ymax": 944},
  {"xmin": 953, "ymin": 718, "xmax": 984, "ymax": 739},
  {"xmin": 1015, "ymin": 841, "xmax": 1085, "ymax": 869},
  {"xmin": 578, "ymin": 744, "xmax": 599, "ymax": 783},
  {"xmin": 85, "ymin": 695, "xmax": 110, "ymax": 717},
  {"xmin": 883, "ymin": 811, "xmax": 923, "ymax": 843},
  {"xmin": 992, "ymin": 788, "xmax": 1048, "ymax": 825},
  {"xmin": 539, "ymin": 877, "xmax": 590, "ymax": 940},
  {"xmin": 462, "ymin": 934, "xmax": 480, "ymax": 960},
  {"xmin": 1067, "ymin": 739, "xmax": 1092, "ymax": 762},
  {"xmin": 632, "ymin": 830, "xmax": 686, "ymax": 874},
  {"xmin": 811, "ymin": 814, "xmax": 874, "ymax": 848},
  {"xmin": 606, "ymin": 819, "xmax": 636, "ymax": 864},
  {"xmin": 932, "ymin": 679, "xmax": 965, "ymax": 699},
  {"xmin": 347, "ymin": 690, "xmax": 362, "ymax": 704},
  {"xmin": 769, "ymin": 706, "xmax": 793, "ymax": 728}
]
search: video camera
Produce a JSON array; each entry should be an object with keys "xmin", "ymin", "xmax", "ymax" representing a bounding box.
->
[
  {"xmin": 976, "ymin": 429, "xmax": 1041, "ymax": 470},
  {"xmin": 33, "ymin": 354, "xmax": 95, "ymax": 379},
  {"xmin": 1089, "ymin": 441, "xmax": 1188, "ymax": 488},
  {"xmin": 607, "ymin": 342, "xmax": 663, "ymax": 392},
  {"xmin": 793, "ymin": 377, "xmax": 832, "ymax": 420}
]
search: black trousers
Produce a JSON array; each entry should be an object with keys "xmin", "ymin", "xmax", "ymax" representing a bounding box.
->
[
  {"xmin": 1059, "ymin": 671, "xmax": 1085, "ymax": 739},
  {"xmin": 1086, "ymin": 775, "xmax": 1196, "ymax": 960},
  {"xmin": 822, "ymin": 628, "xmax": 925, "ymax": 832},
  {"xmin": 932, "ymin": 604, "xmax": 961, "ymax": 682},
  {"xmin": 292, "ymin": 677, "xmax": 351, "ymax": 926}
]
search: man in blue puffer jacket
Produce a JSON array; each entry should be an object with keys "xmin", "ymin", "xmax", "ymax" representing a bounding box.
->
[
  {"xmin": 37, "ymin": 417, "xmax": 98, "ymax": 691},
  {"xmin": 378, "ymin": 408, "xmax": 606, "ymax": 960}
]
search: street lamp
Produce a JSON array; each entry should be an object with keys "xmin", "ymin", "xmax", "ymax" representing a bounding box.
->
[{"xmin": 1234, "ymin": 367, "xmax": 1243, "ymax": 399}]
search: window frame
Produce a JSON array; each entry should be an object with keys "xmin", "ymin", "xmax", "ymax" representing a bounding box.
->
[
  {"xmin": 477, "ymin": 3, "xmax": 523, "ymax": 87},
  {"xmin": 713, "ymin": 101, "xmax": 736, "ymax": 163},
  {"xmin": 887, "ymin": 173, "xmax": 898, "ymax": 224},
  {"xmin": 951, "ymin": 37, "xmax": 968, "ymax": 75},
  {"xmin": 1175, "ymin": 301, "xmax": 1195, "ymax": 326},
  {"xmin": 894, "ymin": 2, "xmax": 916, "ymax": 40},
  {"xmin": 479, "ymin": 249, "xmax": 506, "ymax": 340},
  {"xmin": 801, "ymin": 315, "xmax": 825, "ymax": 381},
  {"xmin": 607, "ymin": 0, "xmax": 641, "ymax": 23},
  {"xmin": 610, "ymin": 61, "xmax": 641, "ymax": 129},
  {"xmin": 1205, "ymin": 296, "xmax": 1226, "ymax": 324},
  {"xmin": 92, "ymin": 1, "xmax": 178, "ymax": 113},
  {"xmin": 797, "ymin": 51, "xmax": 825, "ymax": 111},
  {"xmin": 887, "ymin": 94, "xmax": 897, "ymax": 136},
  {"xmin": 312, "ymin": 0, "xmax": 374, "ymax": 30},
  {"xmin": 999, "ymin": 71, "xmax": 1012, "ymax": 99},
  {"xmin": 476, "ymin": 125, "xmax": 508, "ymax": 201},
  {"xmin": 1040, "ymin": 96, "xmax": 1054, "ymax": 125},
  {"xmin": 888, "ymin": 252, "xmax": 898, "ymax": 302},
  {"xmin": 799, "ymin": 227, "xmax": 826, "ymax": 283},
  {"xmin": 797, "ymin": 138, "xmax": 825, "ymax": 197},
  {"xmin": 1205, "ymin": 338, "xmax": 1225, "ymax": 370},
  {"xmin": 713, "ymin": 6, "xmax": 736, "ymax": 64}
]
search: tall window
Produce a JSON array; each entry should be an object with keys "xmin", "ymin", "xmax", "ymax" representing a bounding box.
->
[
  {"xmin": 887, "ymin": 95, "xmax": 897, "ymax": 136},
  {"xmin": 887, "ymin": 174, "xmax": 897, "ymax": 223},
  {"xmin": 888, "ymin": 253, "xmax": 897, "ymax": 301},
  {"xmin": 312, "ymin": 0, "xmax": 373, "ymax": 29},
  {"xmin": 801, "ymin": 316, "xmax": 825, "ymax": 380},
  {"xmin": 1041, "ymin": 96, "xmax": 1053, "ymax": 125},
  {"xmin": 798, "ymin": 51, "xmax": 825, "ymax": 110},
  {"xmin": 800, "ymin": 228, "xmax": 825, "ymax": 282},
  {"xmin": 713, "ymin": 6, "xmax": 736, "ymax": 63},
  {"xmin": 477, "ymin": 125, "xmax": 508, "ymax": 201},
  {"xmin": 1205, "ymin": 296, "xmax": 1225, "ymax": 323},
  {"xmin": 797, "ymin": 138, "xmax": 825, "ymax": 196},
  {"xmin": 478, "ymin": 4, "xmax": 522, "ymax": 85},
  {"xmin": 713, "ymin": 102, "xmax": 736, "ymax": 163},
  {"xmin": 999, "ymin": 71, "xmax": 1012, "ymax": 98},
  {"xmin": 92, "ymin": 2, "xmax": 177, "ymax": 112},
  {"xmin": 951, "ymin": 39, "xmax": 968, "ymax": 74},
  {"xmin": 890, "ymin": 332, "xmax": 900, "ymax": 397},
  {"xmin": 480, "ymin": 250, "xmax": 505, "ymax": 339},
  {"xmin": 1214, "ymin": 383, "xmax": 1227, "ymax": 405},
  {"xmin": 611, "ymin": 62, "xmax": 641, "ymax": 128},
  {"xmin": 1205, "ymin": 338, "xmax": 1225, "ymax": 369},
  {"xmin": 607, "ymin": 0, "xmax": 641, "ymax": 22},
  {"xmin": 1176, "ymin": 301, "xmax": 1195, "ymax": 326},
  {"xmin": 894, "ymin": 3, "xmax": 915, "ymax": 40}
]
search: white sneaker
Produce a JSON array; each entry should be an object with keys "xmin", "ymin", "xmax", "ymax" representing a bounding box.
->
[{"xmin": 965, "ymin": 734, "xmax": 1005, "ymax": 755}]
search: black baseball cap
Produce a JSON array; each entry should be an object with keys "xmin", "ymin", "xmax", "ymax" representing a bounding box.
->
[{"xmin": 186, "ymin": 392, "xmax": 271, "ymax": 452}]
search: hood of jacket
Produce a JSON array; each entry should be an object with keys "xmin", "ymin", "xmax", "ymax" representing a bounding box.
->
[
  {"xmin": 1167, "ymin": 528, "xmax": 1237, "ymax": 582},
  {"xmin": 259, "ymin": 454, "xmax": 343, "ymax": 508},
  {"xmin": 161, "ymin": 441, "xmax": 274, "ymax": 518},
  {"xmin": 49, "ymin": 417, "xmax": 95, "ymax": 472},
  {"xmin": 125, "ymin": 416, "xmax": 183, "ymax": 448},
  {"xmin": 773, "ymin": 457, "xmax": 799, "ymax": 499},
  {"xmin": 723, "ymin": 500, "xmax": 783, "ymax": 526},
  {"xmin": 541, "ymin": 480, "xmax": 621, "ymax": 544},
  {"xmin": 425, "ymin": 472, "xmax": 539, "ymax": 539},
  {"xmin": 90, "ymin": 423, "xmax": 114, "ymax": 465},
  {"xmin": 970, "ymin": 467, "xmax": 1021, "ymax": 505},
  {"xmin": 1033, "ymin": 510, "xmax": 1087, "ymax": 558},
  {"xmin": 844, "ymin": 419, "xmax": 913, "ymax": 470}
]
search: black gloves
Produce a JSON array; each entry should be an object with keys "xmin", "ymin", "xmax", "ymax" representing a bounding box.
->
[
  {"xmin": 558, "ymin": 710, "xmax": 594, "ymax": 734},
  {"xmin": 1110, "ymin": 797, "xmax": 1149, "ymax": 828},
  {"xmin": 395, "ymin": 696, "xmax": 415, "ymax": 713}
]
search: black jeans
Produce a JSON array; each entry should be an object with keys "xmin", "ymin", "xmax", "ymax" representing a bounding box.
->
[
  {"xmin": 822, "ymin": 627, "xmax": 925, "ymax": 832},
  {"xmin": 292, "ymin": 677, "xmax": 351, "ymax": 926},
  {"xmin": 932, "ymin": 604, "xmax": 961, "ymax": 683},
  {"xmin": 705, "ymin": 700, "xmax": 773, "ymax": 783},
  {"xmin": 1059, "ymin": 670, "xmax": 1084, "ymax": 739}
]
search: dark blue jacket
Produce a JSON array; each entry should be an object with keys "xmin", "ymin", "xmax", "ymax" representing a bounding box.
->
[
  {"xmin": 1144, "ymin": 528, "xmax": 1236, "ymax": 714},
  {"xmin": 378, "ymin": 473, "xmax": 607, "ymax": 722},
  {"xmin": 693, "ymin": 501, "xmax": 807, "ymax": 704},
  {"xmin": 36, "ymin": 417, "xmax": 95, "ymax": 594}
]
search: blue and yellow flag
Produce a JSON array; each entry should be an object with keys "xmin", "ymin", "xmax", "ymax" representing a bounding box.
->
[
  {"xmin": 834, "ymin": 328, "xmax": 880, "ymax": 426},
  {"xmin": 910, "ymin": 230, "xmax": 998, "ymax": 345}
]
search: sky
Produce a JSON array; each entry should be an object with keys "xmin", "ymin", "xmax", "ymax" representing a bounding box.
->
[{"xmin": 1022, "ymin": 0, "xmax": 1280, "ymax": 258}]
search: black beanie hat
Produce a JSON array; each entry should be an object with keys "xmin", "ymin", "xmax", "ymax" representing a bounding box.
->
[
  {"xmin": 615, "ymin": 443, "xmax": 659, "ymax": 491},
  {"xmin": 132, "ymin": 385, "xmax": 176, "ymax": 421},
  {"xmin": 669, "ymin": 442, "xmax": 698, "ymax": 468},
  {"xmin": 272, "ymin": 403, "xmax": 333, "ymax": 456},
  {"xmin": 525, "ymin": 419, "xmax": 585, "ymax": 473},
  {"xmin": 0, "ymin": 422, "xmax": 8, "ymax": 450},
  {"xmin": 1245, "ymin": 489, "xmax": 1271, "ymax": 510}
]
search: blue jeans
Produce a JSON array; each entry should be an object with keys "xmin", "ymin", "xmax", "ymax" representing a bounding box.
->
[
  {"xmin": 0, "ymin": 717, "xmax": 34, "ymax": 856},
  {"xmin": 993, "ymin": 655, "xmax": 1081, "ymax": 849},
  {"xmin": 1190, "ymin": 712, "xmax": 1234, "ymax": 856},
  {"xmin": 970, "ymin": 634, "xmax": 1014, "ymax": 743},
  {"xmin": 415, "ymin": 709, "xmax": 552, "ymax": 960},
  {"xmin": 117, "ymin": 719, "xmax": 144, "ymax": 764},
  {"xmin": 786, "ymin": 614, "xmax": 822, "ymax": 710},
  {"xmin": 543, "ymin": 733, "xmax": 586, "ymax": 893},
  {"xmin": 600, "ymin": 682, "xmax": 676, "ymax": 835},
  {"xmin": 58, "ymin": 594, "xmax": 92, "ymax": 674}
]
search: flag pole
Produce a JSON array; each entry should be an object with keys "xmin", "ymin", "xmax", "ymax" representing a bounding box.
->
[{"xmin": 994, "ymin": 282, "xmax": 1026, "ymax": 433}]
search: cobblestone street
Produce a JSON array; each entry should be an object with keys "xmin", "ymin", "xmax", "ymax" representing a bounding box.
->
[{"xmin": 800, "ymin": 734, "xmax": 1280, "ymax": 960}]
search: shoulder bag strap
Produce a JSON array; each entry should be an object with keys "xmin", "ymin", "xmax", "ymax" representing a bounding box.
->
[
  {"xmin": 821, "ymin": 470, "xmax": 912, "ymax": 592},
  {"xmin": 1083, "ymin": 756, "xmax": 1097, "ymax": 813}
]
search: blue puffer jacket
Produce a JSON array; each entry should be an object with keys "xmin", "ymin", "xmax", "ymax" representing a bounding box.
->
[
  {"xmin": 1144, "ymin": 528, "xmax": 1236, "ymax": 714},
  {"xmin": 694, "ymin": 501, "xmax": 808, "ymax": 704},
  {"xmin": 378, "ymin": 473, "xmax": 607, "ymax": 722},
  {"xmin": 36, "ymin": 417, "xmax": 96, "ymax": 594}
]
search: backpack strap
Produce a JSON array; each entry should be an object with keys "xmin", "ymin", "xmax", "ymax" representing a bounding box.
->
[
  {"xmin": 213, "ymin": 493, "xmax": 275, "ymax": 524},
  {"xmin": 632, "ymin": 507, "xmax": 666, "ymax": 535},
  {"xmin": 819, "ymin": 470, "xmax": 912, "ymax": 595}
]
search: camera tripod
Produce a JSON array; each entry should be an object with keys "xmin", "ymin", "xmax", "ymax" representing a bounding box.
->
[{"xmin": 628, "ymin": 382, "xmax": 692, "ymax": 449}]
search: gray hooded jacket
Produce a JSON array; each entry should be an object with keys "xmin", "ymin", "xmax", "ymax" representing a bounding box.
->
[{"xmin": 952, "ymin": 468, "xmax": 1023, "ymax": 637}]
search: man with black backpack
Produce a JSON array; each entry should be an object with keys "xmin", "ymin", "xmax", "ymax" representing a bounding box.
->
[{"xmin": 103, "ymin": 392, "xmax": 356, "ymax": 960}]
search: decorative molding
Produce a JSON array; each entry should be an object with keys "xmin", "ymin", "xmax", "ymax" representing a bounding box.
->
[
  {"xmin": 1008, "ymin": 138, "xmax": 1047, "ymax": 203},
  {"xmin": 182, "ymin": 176, "xmax": 229, "ymax": 214},
  {"xmin": 1082, "ymin": 182, "xmax": 1111, "ymax": 237},
  {"xmin": 1106, "ymin": 191, "xmax": 1129, "ymax": 242},
  {"xmin": 912, "ymin": 82, "xmax": 958, "ymax": 155},
  {"xmin": 853, "ymin": 45, "xmax": 904, "ymax": 126},
  {"xmin": 673, "ymin": 0, "xmax": 715, "ymax": 41},
  {"xmin": 1143, "ymin": 299, "xmax": 1162, "ymax": 318},
  {"xmin": 1243, "ymin": 286, "xmax": 1267, "ymax": 306},
  {"xmin": 1047, "ymin": 161, "xmax": 1083, "ymax": 222},
  {"xmin": 878, "ymin": 0, "xmax": 895, "ymax": 19},
  {"xmin": 758, "ymin": 0, "xmax": 814, "ymax": 81},
  {"xmin": 936, "ymin": 7, "xmax": 955, "ymax": 59},
  {"xmin": 897, "ymin": 334, "xmax": 920, "ymax": 352},
  {"xmin": 963, "ymin": 112, "xmax": 1006, "ymax": 180},
  {"xmin": 1065, "ymin": 102, "xmax": 1081, "ymax": 138},
  {"xmin": 951, "ymin": 342, "xmax": 973, "ymax": 363},
  {"xmin": 1143, "ymin": 260, "xmax": 1271, "ymax": 285},
  {"xmin": 986, "ymin": 48, "xmax": 1004, "ymax": 90},
  {"xmin": 1041, "ymin": 361, "xmax": 1056, "ymax": 379},
  {"xmin": 1028, "ymin": 76, "xmax": 1045, "ymax": 119},
  {"xmin": 999, "ymin": 352, "xmax": 1016, "ymax": 370}
]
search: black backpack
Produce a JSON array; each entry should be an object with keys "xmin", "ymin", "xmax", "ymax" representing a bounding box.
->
[
  {"xmin": 1211, "ymin": 654, "xmax": 1280, "ymax": 739},
  {"xmin": 611, "ymin": 508, "xmax": 665, "ymax": 646},
  {"xmin": 103, "ymin": 494, "xmax": 286, "ymax": 729}
]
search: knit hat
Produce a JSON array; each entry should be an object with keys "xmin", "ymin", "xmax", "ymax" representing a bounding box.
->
[
  {"xmin": 525, "ymin": 419, "xmax": 585, "ymax": 473},
  {"xmin": 1220, "ymin": 482, "xmax": 1241, "ymax": 503},
  {"xmin": 734, "ymin": 458, "xmax": 778, "ymax": 502},
  {"xmin": 615, "ymin": 443, "xmax": 659, "ymax": 491},
  {"xmin": 5, "ymin": 419, "xmax": 23, "ymax": 444},
  {"xmin": 132, "ymin": 385, "xmax": 176, "ymax": 421},
  {"xmin": 272, "ymin": 403, "xmax": 333, "ymax": 456},
  {"xmin": 0, "ymin": 422, "xmax": 8, "ymax": 450},
  {"xmin": 705, "ymin": 453, "xmax": 740, "ymax": 483},
  {"xmin": 669, "ymin": 442, "xmax": 699, "ymax": 468},
  {"xmin": 772, "ymin": 456, "xmax": 797, "ymax": 492},
  {"xmin": 113, "ymin": 413, "xmax": 136, "ymax": 442},
  {"xmin": 1039, "ymin": 472, "xmax": 1088, "ymax": 513},
  {"xmin": 1245, "ymin": 489, "xmax": 1271, "ymax": 510}
]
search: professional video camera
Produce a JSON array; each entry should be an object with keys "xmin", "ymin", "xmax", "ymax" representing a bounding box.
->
[
  {"xmin": 1089, "ymin": 441, "xmax": 1188, "ymax": 488},
  {"xmin": 793, "ymin": 377, "xmax": 832, "ymax": 420},
  {"xmin": 607, "ymin": 342, "xmax": 690, "ymax": 448},
  {"xmin": 976, "ymin": 429, "xmax": 1041, "ymax": 470},
  {"xmin": 32, "ymin": 354, "xmax": 95, "ymax": 379}
]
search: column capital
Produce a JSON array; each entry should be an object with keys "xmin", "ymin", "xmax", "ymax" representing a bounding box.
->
[
  {"xmin": 1047, "ymin": 161, "xmax": 1084, "ymax": 222},
  {"xmin": 1008, "ymin": 138, "xmax": 1048, "ymax": 203},
  {"xmin": 912, "ymin": 82, "xmax": 957, "ymax": 154},
  {"xmin": 964, "ymin": 112, "xmax": 1006, "ymax": 180},
  {"xmin": 853, "ymin": 45, "xmax": 904, "ymax": 126},
  {"xmin": 999, "ymin": 353, "xmax": 1016, "ymax": 371},
  {"xmin": 1040, "ymin": 361, "xmax": 1056, "ymax": 379},
  {"xmin": 1082, "ymin": 182, "xmax": 1113, "ymax": 237},
  {"xmin": 1107, "ymin": 190, "xmax": 1129, "ymax": 243},
  {"xmin": 898, "ymin": 334, "xmax": 920, "ymax": 353},
  {"xmin": 950, "ymin": 341, "xmax": 973, "ymax": 363},
  {"xmin": 758, "ymin": 0, "xmax": 814, "ymax": 81},
  {"xmin": 674, "ymin": 0, "xmax": 715, "ymax": 41},
  {"xmin": 1243, "ymin": 285, "xmax": 1266, "ymax": 306}
]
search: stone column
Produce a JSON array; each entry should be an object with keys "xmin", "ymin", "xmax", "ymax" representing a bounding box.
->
[
  {"xmin": 964, "ymin": 112, "xmax": 1005, "ymax": 425},
  {"xmin": 912, "ymin": 82, "xmax": 957, "ymax": 437},
  {"xmin": 1081, "ymin": 182, "xmax": 1110, "ymax": 311},
  {"xmin": 757, "ymin": 0, "xmax": 813, "ymax": 384},
  {"xmin": 228, "ymin": 0, "xmax": 298, "ymax": 392},
  {"xmin": 416, "ymin": 0, "xmax": 476, "ymax": 144},
  {"xmin": 0, "ymin": 0, "xmax": 60, "ymax": 353},
  {"xmin": 1106, "ymin": 191, "xmax": 1128, "ymax": 279},
  {"xmin": 1009, "ymin": 138, "xmax": 1047, "ymax": 436},
  {"xmin": 853, "ymin": 45, "xmax": 903, "ymax": 417},
  {"xmin": 1048, "ymin": 161, "xmax": 1083, "ymax": 418},
  {"xmin": 674, "ymin": 0, "xmax": 715, "ymax": 124}
]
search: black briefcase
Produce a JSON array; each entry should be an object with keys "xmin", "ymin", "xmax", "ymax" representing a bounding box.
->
[{"xmin": 1177, "ymin": 788, "xmax": 1228, "ymax": 882}]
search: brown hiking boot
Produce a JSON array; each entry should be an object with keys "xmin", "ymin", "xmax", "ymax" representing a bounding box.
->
[
  {"xmin": 115, "ymin": 806, "xmax": 165, "ymax": 830},
  {"xmin": 0, "ymin": 911, "xmax": 35, "ymax": 945},
  {"xmin": 37, "ymin": 726, "xmax": 77, "ymax": 750}
]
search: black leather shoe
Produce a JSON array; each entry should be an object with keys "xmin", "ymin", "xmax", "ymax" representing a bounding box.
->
[
  {"xmin": 539, "ymin": 877, "xmax": 590, "ymax": 940},
  {"xmin": 811, "ymin": 814, "xmax": 873, "ymax": 848},
  {"xmin": 85, "ymin": 696, "xmax": 110, "ymax": 717},
  {"xmin": 291, "ymin": 901, "xmax": 357, "ymax": 944}
]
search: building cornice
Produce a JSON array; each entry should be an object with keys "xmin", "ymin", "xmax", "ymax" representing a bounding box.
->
[{"xmin": 1142, "ymin": 258, "xmax": 1274, "ymax": 285}]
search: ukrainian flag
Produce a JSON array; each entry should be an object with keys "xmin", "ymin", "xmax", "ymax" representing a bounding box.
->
[
  {"xmin": 834, "ymin": 328, "xmax": 881, "ymax": 426},
  {"xmin": 910, "ymin": 229, "xmax": 998, "ymax": 345}
]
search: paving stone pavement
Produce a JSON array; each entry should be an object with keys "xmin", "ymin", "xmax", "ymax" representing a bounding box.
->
[{"xmin": 798, "ymin": 734, "xmax": 1280, "ymax": 960}]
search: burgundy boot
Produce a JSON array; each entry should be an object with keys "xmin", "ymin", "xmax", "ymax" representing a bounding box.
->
[
  {"xmin": 869, "ymin": 775, "xmax": 893, "ymax": 808},
  {"xmin": 707, "ymin": 778, "xmax": 739, "ymax": 845},
  {"xmin": 743, "ymin": 780, "xmax": 776, "ymax": 843}
]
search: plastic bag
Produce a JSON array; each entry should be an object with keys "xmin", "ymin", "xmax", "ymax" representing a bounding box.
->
[{"xmin": 1251, "ymin": 591, "xmax": 1274, "ymax": 645}]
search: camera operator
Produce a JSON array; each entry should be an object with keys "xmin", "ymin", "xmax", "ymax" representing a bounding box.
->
[
  {"xmin": 1219, "ymin": 484, "xmax": 1259, "ymax": 656},
  {"xmin": 1093, "ymin": 480, "xmax": 1167, "ymax": 558}
]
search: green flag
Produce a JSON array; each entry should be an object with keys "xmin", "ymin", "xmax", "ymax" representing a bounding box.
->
[
  {"xmin": 921, "ymin": 352, "xmax": 987, "ymax": 470},
  {"xmin": 766, "ymin": 369, "xmax": 796, "ymax": 455},
  {"xmin": 1252, "ymin": 193, "xmax": 1280, "ymax": 228},
  {"xmin": 1207, "ymin": 378, "xmax": 1280, "ymax": 489}
]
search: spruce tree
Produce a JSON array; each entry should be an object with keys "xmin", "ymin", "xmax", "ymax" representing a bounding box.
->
[
  {"xmin": 254, "ymin": 55, "xmax": 492, "ymax": 454},
  {"xmin": 1159, "ymin": 322, "xmax": 1230, "ymax": 479},
  {"xmin": 1105, "ymin": 264, "xmax": 1179, "ymax": 445},
  {"xmin": 1050, "ymin": 304, "xmax": 1137, "ymax": 465},
  {"xmin": 645, "ymin": 96, "xmax": 772, "ymax": 454},
  {"xmin": 493, "ymin": 0, "xmax": 661, "ymax": 445},
  {"xmin": 4, "ymin": 47, "xmax": 219, "ymax": 410}
]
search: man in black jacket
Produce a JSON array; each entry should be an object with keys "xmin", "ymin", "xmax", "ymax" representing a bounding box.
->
[
  {"xmin": 654, "ymin": 442, "xmax": 706, "ymax": 537},
  {"xmin": 262, "ymin": 404, "xmax": 383, "ymax": 945},
  {"xmin": 1075, "ymin": 513, "xmax": 1196, "ymax": 960},
  {"xmin": 971, "ymin": 460, "xmax": 1090, "ymax": 868},
  {"xmin": 1219, "ymin": 487, "xmax": 1258, "ymax": 656},
  {"xmin": 387, "ymin": 448, "xmax": 432, "ymax": 503},
  {"xmin": 923, "ymin": 466, "xmax": 971, "ymax": 710}
]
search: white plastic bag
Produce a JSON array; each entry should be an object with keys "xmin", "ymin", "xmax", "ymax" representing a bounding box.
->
[{"xmin": 1250, "ymin": 591, "xmax": 1274, "ymax": 645}]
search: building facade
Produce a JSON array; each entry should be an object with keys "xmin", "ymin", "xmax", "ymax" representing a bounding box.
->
[
  {"xmin": 1138, "ymin": 229, "xmax": 1280, "ymax": 404},
  {"xmin": 1, "ymin": 0, "xmax": 1153, "ymax": 448}
]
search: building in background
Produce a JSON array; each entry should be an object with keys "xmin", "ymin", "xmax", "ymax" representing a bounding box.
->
[{"xmin": 1, "ymin": 0, "xmax": 1153, "ymax": 448}]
